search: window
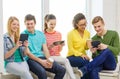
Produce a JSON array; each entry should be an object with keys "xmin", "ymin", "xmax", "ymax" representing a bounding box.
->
[
  {"xmin": 3, "ymin": 0, "xmax": 42, "ymax": 33},
  {"xmin": 49, "ymin": 0, "xmax": 86, "ymax": 57},
  {"xmin": 1, "ymin": 0, "xmax": 42, "ymax": 73}
]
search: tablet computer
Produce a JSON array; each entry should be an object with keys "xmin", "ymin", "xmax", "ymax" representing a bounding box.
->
[
  {"xmin": 91, "ymin": 40, "xmax": 101, "ymax": 48},
  {"xmin": 19, "ymin": 34, "xmax": 28, "ymax": 43},
  {"xmin": 53, "ymin": 41, "xmax": 65, "ymax": 46}
]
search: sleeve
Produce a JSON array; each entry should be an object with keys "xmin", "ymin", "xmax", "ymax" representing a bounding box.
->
[
  {"xmin": 42, "ymin": 33, "xmax": 47, "ymax": 44},
  {"xmin": 108, "ymin": 31, "xmax": 120, "ymax": 56},
  {"xmin": 4, "ymin": 37, "xmax": 9, "ymax": 54},
  {"xmin": 67, "ymin": 32, "xmax": 83, "ymax": 56}
]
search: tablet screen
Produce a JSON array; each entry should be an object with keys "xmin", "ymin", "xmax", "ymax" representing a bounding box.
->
[{"xmin": 19, "ymin": 34, "xmax": 28, "ymax": 43}]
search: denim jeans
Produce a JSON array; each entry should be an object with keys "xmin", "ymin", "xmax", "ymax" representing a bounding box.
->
[
  {"xmin": 27, "ymin": 57, "xmax": 66, "ymax": 79},
  {"xmin": 81, "ymin": 48, "xmax": 116, "ymax": 79},
  {"xmin": 67, "ymin": 56, "xmax": 90, "ymax": 79}
]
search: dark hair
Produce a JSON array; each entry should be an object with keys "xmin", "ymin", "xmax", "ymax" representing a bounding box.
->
[
  {"xmin": 92, "ymin": 16, "xmax": 104, "ymax": 25},
  {"xmin": 73, "ymin": 13, "xmax": 86, "ymax": 29},
  {"xmin": 44, "ymin": 14, "xmax": 56, "ymax": 32},
  {"xmin": 24, "ymin": 14, "xmax": 36, "ymax": 24}
]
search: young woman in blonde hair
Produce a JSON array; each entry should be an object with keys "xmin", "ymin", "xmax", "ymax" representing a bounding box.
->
[{"xmin": 4, "ymin": 16, "xmax": 33, "ymax": 79}]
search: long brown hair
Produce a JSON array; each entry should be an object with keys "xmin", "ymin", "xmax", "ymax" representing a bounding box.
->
[{"xmin": 7, "ymin": 16, "xmax": 20, "ymax": 43}]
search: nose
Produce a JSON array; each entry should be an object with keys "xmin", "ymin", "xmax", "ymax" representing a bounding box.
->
[{"xmin": 95, "ymin": 27, "xmax": 99, "ymax": 31}]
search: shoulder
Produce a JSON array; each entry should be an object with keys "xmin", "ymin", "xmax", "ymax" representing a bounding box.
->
[
  {"xmin": 21, "ymin": 30, "xmax": 28, "ymax": 34},
  {"xmin": 107, "ymin": 30, "xmax": 117, "ymax": 34},
  {"xmin": 55, "ymin": 31, "xmax": 61, "ymax": 35},
  {"xmin": 3, "ymin": 33, "xmax": 9, "ymax": 38},
  {"xmin": 84, "ymin": 30, "xmax": 90, "ymax": 35},
  {"xmin": 67, "ymin": 29, "xmax": 75, "ymax": 35},
  {"xmin": 107, "ymin": 30, "xmax": 119, "ymax": 36},
  {"xmin": 36, "ymin": 30, "xmax": 44, "ymax": 35}
]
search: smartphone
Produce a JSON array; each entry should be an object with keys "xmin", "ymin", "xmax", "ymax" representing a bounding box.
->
[{"xmin": 19, "ymin": 34, "xmax": 28, "ymax": 43}]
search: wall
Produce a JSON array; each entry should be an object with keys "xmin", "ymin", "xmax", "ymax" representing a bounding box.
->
[
  {"xmin": 103, "ymin": 0, "xmax": 117, "ymax": 30},
  {"xmin": 0, "ymin": 0, "xmax": 4, "ymax": 73}
]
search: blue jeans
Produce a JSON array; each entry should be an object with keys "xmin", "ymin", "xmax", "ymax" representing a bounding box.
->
[
  {"xmin": 27, "ymin": 57, "xmax": 66, "ymax": 79},
  {"xmin": 81, "ymin": 48, "xmax": 116, "ymax": 79},
  {"xmin": 67, "ymin": 56, "xmax": 90, "ymax": 79}
]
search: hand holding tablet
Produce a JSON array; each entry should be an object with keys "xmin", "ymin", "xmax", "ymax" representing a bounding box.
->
[
  {"xmin": 91, "ymin": 40, "xmax": 101, "ymax": 48},
  {"xmin": 19, "ymin": 34, "xmax": 28, "ymax": 44},
  {"xmin": 53, "ymin": 41, "xmax": 65, "ymax": 46}
]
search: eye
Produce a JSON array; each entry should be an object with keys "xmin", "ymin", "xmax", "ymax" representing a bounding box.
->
[{"xmin": 98, "ymin": 26, "xmax": 101, "ymax": 28}]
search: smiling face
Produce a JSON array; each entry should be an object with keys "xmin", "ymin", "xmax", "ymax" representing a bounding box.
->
[
  {"xmin": 76, "ymin": 19, "xmax": 87, "ymax": 32},
  {"xmin": 10, "ymin": 20, "xmax": 19, "ymax": 33},
  {"xmin": 46, "ymin": 19, "xmax": 56, "ymax": 30},
  {"xmin": 93, "ymin": 20, "xmax": 105, "ymax": 36},
  {"xmin": 25, "ymin": 20, "xmax": 35, "ymax": 33}
]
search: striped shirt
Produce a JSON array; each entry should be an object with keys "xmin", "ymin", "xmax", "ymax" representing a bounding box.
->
[{"xmin": 45, "ymin": 31, "xmax": 62, "ymax": 56}]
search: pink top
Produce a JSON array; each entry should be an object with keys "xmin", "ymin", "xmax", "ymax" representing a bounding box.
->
[{"xmin": 45, "ymin": 31, "xmax": 62, "ymax": 56}]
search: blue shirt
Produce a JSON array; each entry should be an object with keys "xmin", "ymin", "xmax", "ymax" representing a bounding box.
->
[{"xmin": 22, "ymin": 30, "xmax": 46, "ymax": 58}]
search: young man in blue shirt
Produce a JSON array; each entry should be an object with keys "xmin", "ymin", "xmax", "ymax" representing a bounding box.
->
[{"xmin": 22, "ymin": 14, "xmax": 66, "ymax": 79}]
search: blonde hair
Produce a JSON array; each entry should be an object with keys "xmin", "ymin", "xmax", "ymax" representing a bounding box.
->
[{"xmin": 7, "ymin": 16, "xmax": 20, "ymax": 43}]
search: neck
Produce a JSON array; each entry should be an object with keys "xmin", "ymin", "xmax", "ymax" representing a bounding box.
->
[
  {"xmin": 46, "ymin": 29, "xmax": 54, "ymax": 33},
  {"xmin": 29, "ymin": 30, "xmax": 35, "ymax": 34},
  {"xmin": 99, "ymin": 30, "xmax": 107, "ymax": 36},
  {"xmin": 77, "ymin": 29, "xmax": 84, "ymax": 37}
]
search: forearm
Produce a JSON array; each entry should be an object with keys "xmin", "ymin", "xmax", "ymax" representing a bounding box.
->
[
  {"xmin": 25, "ymin": 47, "xmax": 43, "ymax": 63},
  {"xmin": 5, "ymin": 46, "xmax": 18, "ymax": 59}
]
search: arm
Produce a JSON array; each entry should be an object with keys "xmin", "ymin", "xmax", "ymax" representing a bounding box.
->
[
  {"xmin": 108, "ymin": 31, "xmax": 120, "ymax": 55},
  {"xmin": 4, "ymin": 46, "xmax": 18, "ymax": 59},
  {"xmin": 4, "ymin": 40, "xmax": 22, "ymax": 59},
  {"xmin": 23, "ymin": 41, "xmax": 52, "ymax": 68},
  {"xmin": 42, "ymin": 44, "xmax": 50, "ymax": 59}
]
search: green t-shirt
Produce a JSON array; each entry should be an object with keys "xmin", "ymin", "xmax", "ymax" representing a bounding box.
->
[{"xmin": 92, "ymin": 30, "xmax": 120, "ymax": 61}]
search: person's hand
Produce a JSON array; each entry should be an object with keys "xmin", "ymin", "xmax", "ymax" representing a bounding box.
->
[
  {"xmin": 40, "ymin": 59, "xmax": 53, "ymax": 68},
  {"xmin": 90, "ymin": 47, "xmax": 98, "ymax": 53},
  {"xmin": 60, "ymin": 42, "xmax": 65, "ymax": 46},
  {"xmin": 23, "ymin": 40, "xmax": 29, "ymax": 47},
  {"xmin": 81, "ymin": 55, "xmax": 90, "ymax": 60},
  {"xmin": 48, "ymin": 44, "xmax": 54, "ymax": 49},
  {"xmin": 98, "ymin": 43, "xmax": 108, "ymax": 50},
  {"xmin": 15, "ymin": 41, "xmax": 22, "ymax": 48}
]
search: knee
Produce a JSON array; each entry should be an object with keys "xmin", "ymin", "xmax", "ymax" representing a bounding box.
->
[
  {"xmin": 60, "ymin": 67, "xmax": 66, "ymax": 77},
  {"xmin": 19, "ymin": 69, "xmax": 31, "ymax": 76}
]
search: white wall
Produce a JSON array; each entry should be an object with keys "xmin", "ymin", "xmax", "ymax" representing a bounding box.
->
[
  {"xmin": 103, "ymin": 0, "xmax": 117, "ymax": 30},
  {"xmin": 116, "ymin": 0, "xmax": 120, "ymax": 35},
  {"xmin": 87, "ymin": 0, "xmax": 120, "ymax": 37},
  {"xmin": 86, "ymin": 0, "xmax": 103, "ymax": 37},
  {"xmin": 0, "ymin": 0, "xmax": 4, "ymax": 73}
]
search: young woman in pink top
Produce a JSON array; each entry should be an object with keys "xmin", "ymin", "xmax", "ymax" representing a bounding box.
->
[{"xmin": 44, "ymin": 14, "xmax": 76, "ymax": 79}]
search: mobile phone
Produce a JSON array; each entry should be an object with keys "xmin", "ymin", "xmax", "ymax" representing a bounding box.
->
[{"xmin": 19, "ymin": 34, "xmax": 28, "ymax": 43}]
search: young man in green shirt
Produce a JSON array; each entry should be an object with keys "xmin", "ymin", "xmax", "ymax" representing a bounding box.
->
[{"xmin": 78, "ymin": 16, "xmax": 120, "ymax": 79}]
